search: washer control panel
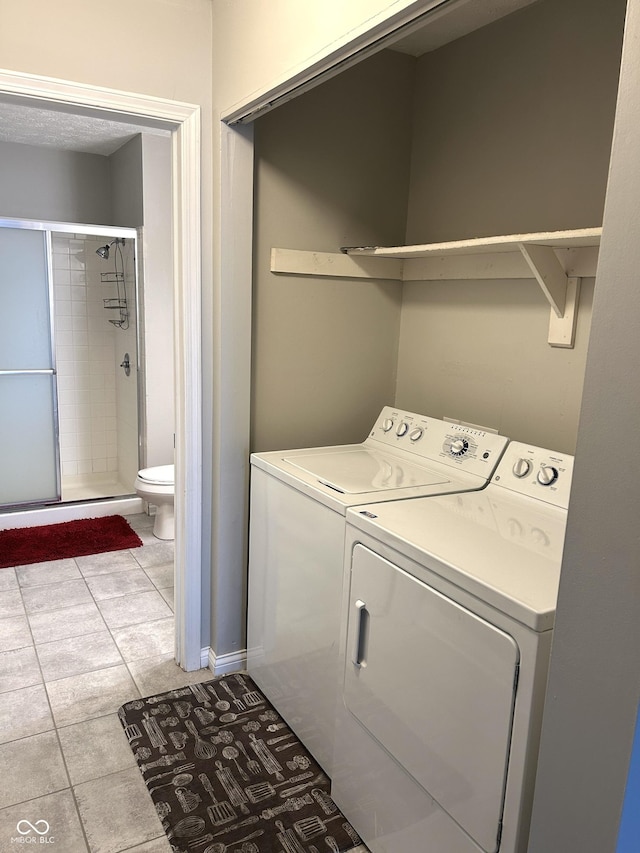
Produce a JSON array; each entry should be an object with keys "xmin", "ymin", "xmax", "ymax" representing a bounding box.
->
[
  {"xmin": 492, "ymin": 441, "xmax": 574, "ymax": 508},
  {"xmin": 369, "ymin": 407, "xmax": 509, "ymax": 477}
]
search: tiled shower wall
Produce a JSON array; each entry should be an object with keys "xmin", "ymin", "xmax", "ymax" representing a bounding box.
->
[{"xmin": 51, "ymin": 233, "xmax": 138, "ymax": 495}]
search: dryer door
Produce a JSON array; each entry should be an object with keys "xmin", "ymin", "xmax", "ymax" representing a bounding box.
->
[{"xmin": 344, "ymin": 545, "xmax": 519, "ymax": 852}]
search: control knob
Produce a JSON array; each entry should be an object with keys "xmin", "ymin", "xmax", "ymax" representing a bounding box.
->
[
  {"xmin": 396, "ymin": 422, "xmax": 409, "ymax": 437},
  {"xmin": 537, "ymin": 465, "xmax": 559, "ymax": 486},
  {"xmin": 512, "ymin": 458, "xmax": 532, "ymax": 479},
  {"xmin": 382, "ymin": 418, "xmax": 394, "ymax": 432},
  {"xmin": 450, "ymin": 438, "xmax": 468, "ymax": 456},
  {"xmin": 409, "ymin": 427, "xmax": 424, "ymax": 442}
]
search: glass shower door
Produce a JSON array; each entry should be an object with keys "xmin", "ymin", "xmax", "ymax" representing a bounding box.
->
[{"xmin": 0, "ymin": 224, "xmax": 60, "ymax": 507}]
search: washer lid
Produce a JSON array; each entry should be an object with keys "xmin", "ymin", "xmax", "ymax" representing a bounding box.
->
[
  {"xmin": 138, "ymin": 465, "xmax": 174, "ymax": 485},
  {"xmin": 283, "ymin": 448, "xmax": 449, "ymax": 494}
]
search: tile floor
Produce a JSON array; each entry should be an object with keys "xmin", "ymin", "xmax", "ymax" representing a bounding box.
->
[
  {"xmin": 0, "ymin": 512, "xmax": 210, "ymax": 853},
  {"xmin": 0, "ymin": 512, "xmax": 369, "ymax": 853}
]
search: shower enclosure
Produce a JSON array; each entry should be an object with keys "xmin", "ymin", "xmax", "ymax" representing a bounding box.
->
[{"xmin": 0, "ymin": 218, "xmax": 141, "ymax": 510}]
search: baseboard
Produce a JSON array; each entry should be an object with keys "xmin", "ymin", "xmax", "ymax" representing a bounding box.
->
[{"xmin": 206, "ymin": 646, "xmax": 247, "ymax": 676}]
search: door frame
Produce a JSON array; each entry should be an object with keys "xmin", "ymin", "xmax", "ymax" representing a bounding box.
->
[{"xmin": 0, "ymin": 68, "xmax": 202, "ymax": 670}]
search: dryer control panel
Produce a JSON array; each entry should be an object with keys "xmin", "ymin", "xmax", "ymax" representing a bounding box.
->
[
  {"xmin": 491, "ymin": 441, "xmax": 574, "ymax": 508},
  {"xmin": 369, "ymin": 407, "xmax": 509, "ymax": 478}
]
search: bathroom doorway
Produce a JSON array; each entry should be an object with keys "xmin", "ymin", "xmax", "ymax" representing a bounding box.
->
[{"xmin": 0, "ymin": 219, "xmax": 141, "ymax": 509}]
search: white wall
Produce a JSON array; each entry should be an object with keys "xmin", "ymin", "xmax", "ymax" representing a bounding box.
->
[{"xmin": 0, "ymin": 140, "xmax": 111, "ymax": 223}]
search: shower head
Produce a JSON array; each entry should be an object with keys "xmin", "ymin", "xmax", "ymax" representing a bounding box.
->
[{"xmin": 95, "ymin": 238, "xmax": 124, "ymax": 260}]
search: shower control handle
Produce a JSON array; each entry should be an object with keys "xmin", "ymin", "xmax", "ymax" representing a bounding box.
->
[{"xmin": 120, "ymin": 353, "xmax": 131, "ymax": 377}]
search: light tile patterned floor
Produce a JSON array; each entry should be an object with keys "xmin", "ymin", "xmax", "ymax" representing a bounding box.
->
[
  {"xmin": 0, "ymin": 513, "xmax": 370, "ymax": 853},
  {"xmin": 0, "ymin": 512, "xmax": 197, "ymax": 853}
]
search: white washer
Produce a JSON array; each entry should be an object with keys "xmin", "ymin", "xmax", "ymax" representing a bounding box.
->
[
  {"xmin": 247, "ymin": 407, "xmax": 509, "ymax": 775},
  {"xmin": 332, "ymin": 441, "xmax": 574, "ymax": 853}
]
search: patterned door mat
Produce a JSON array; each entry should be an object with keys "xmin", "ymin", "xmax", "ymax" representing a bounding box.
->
[{"xmin": 118, "ymin": 673, "xmax": 362, "ymax": 853}]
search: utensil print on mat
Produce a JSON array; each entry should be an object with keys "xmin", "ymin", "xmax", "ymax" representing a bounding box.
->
[
  {"xmin": 200, "ymin": 717, "xmax": 249, "ymax": 736},
  {"xmin": 169, "ymin": 731, "xmax": 189, "ymax": 750},
  {"xmin": 208, "ymin": 686, "xmax": 231, "ymax": 711},
  {"xmin": 235, "ymin": 740, "xmax": 261, "ymax": 776},
  {"xmin": 274, "ymin": 741, "xmax": 298, "ymax": 753},
  {"xmin": 248, "ymin": 733, "xmax": 284, "ymax": 781},
  {"xmin": 215, "ymin": 759, "xmax": 250, "ymax": 815},
  {"xmin": 185, "ymin": 719, "xmax": 217, "ymax": 760},
  {"xmin": 324, "ymin": 838, "xmax": 340, "ymax": 853},
  {"xmin": 220, "ymin": 680, "xmax": 246, "ymax": 711},
  {"xmin": 176, "ymin": 786, "xmax": 202, "ymax": 813},
  {"xmin": 122, "ymin": 722, "xmax": 142, "ymax": 744},
  {"xmin": 266, "ymin": 733, "xmax": 294, "ymax": 746},
  {"xmin": 233, "ymin": 674, "xmax": 265, "ymax": 708},
  {"xmin": 245, "ymin": 770, "xmax": 314, "ymax": 804},
  {"xmin": 222, "ymin": 746, "xmax": 249, "ymax": 781},
  {"xmin": 140, "ymin": 752, "xmax": 187, "ymax": 772},
  {"xmin": 148, "ymin": 772, "xmax": 193, "ymax": 794},
  {"xmin": 194, "ymin": 706, "xmax": 217, "ymax": 726},
  {"xmin": 199, "ymin": 830, "xmax": 264, "ymax": 853},
  {"xmin": 293, "ymin": 814, "xmax": 342, "ymax": 842},
  {"xmin": 342, "ymin": 822, "xmax": 362, "ymax": 845},
  {"xmin": 198, "ymin": 772, "xmax": 236, "ymax": 826},
  {"xmin": 311, "ymin": 787, "xmax": 338, "ymax": 815},
  {"xmin": 204, "ymin": 815, "xmax": 260, "ymax": 840},
  {"xmin": 189, "ymin": 682, "xmax": 213, "ymax": 707},
  {"xmin": 279, "ymin": 780, "xmax": 322, "ymax": 798},
  {"xmin": 260, "ymin": 794, "xmax": 313, "ymax": 819},
  {"xmin": 146, "ymin": 763, "xmax": 194, "ymax": 783},
  {"xmin": 219, "ymin": 712, "xmax": 248, "ymax": 725},
  {"xmin": 275, "ymin": 819, "xmax": 306, "ymax": 853},
  {"xmin": 174, "ymin": 700, "xmax": 193, "ymax": 718},
  {"xmin": 170, "ymin": 815, "xmax": 206, "ymax": 838}
]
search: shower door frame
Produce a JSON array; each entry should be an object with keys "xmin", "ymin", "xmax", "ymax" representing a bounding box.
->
[
  {"xmin": 0, "ymin": 218, "xmax": 140, "ymax": 509},
  {"xmin": 0, "ymin": 70, "xmax": 203, "ymax": 672},
  {"xmin": 0, "ymin": 222, "xmax": 61, "ymax": 508}
]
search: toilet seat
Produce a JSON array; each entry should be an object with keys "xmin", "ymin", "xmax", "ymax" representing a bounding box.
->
[{"xmin": 137, "ymin": 464, "xmax": 174, "ymax": 486}]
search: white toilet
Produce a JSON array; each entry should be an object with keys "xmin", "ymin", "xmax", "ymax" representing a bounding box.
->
[{"xmin": 134, "ymin": 464, "xmax": 175, "ymax": 540}]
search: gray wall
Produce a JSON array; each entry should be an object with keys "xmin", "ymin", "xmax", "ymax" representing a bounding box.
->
[
  {"xmin": 396, "ymin": 0, "xmax": 625, "ymax": 452},
  {"xmin": 252, "ymin": 49, "xmax": 416, "ymax": 451},
  {"xmin": 0, "ymin": 140, "xmax": 112, "ymax": 224},
  {"xmin": 251, "ymin": 0, "xmax": 624, "ymax": 458},
  {"xmin": 110, "ymin": 135, "xmax": 144, "ymax": 227},
  {"xmin": 528, "ymin": 0, "xmax": 640, "ymax": 847},
  {"xmin": 109, "ymin": 133, "xmax": 175, "ymax": 469}
]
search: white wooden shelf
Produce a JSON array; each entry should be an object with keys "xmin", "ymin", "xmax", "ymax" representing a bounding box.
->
[{"xmin": 271, "ymin": 227, "xmax": 602, "ymax": 348}]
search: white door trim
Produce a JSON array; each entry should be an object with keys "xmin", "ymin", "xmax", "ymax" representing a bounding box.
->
[{"xmin": 0, "ymin": 67, "xmax": 203, "ymax": 670}]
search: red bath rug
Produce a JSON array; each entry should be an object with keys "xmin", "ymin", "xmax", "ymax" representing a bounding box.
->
[{"xmin": 0, "ymin": 514, "xmax": 143, "ymax": 568}]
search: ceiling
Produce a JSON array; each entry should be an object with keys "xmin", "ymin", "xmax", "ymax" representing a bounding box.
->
[{"xmin": 0, "ymin": 99, "xmax": 171, "ymax": 155}]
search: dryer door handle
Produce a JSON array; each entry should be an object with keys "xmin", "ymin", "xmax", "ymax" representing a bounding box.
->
[{"xmin": 352, "ymin": 599, "xmax": 369, "ymax": 668}]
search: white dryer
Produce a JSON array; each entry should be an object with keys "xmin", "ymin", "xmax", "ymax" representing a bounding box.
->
[
  {"xmin": 332, "ymin": 441, "xmax": 574, "ymax": 853},
  {"xmin": 247, "ymin": 407, "xmax": 508, "ymax": 775}
]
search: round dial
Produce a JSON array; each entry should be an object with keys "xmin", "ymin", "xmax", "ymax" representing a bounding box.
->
[
  {"xmin": 537, "ymin": 465, "xmax": 559, "ymax": 486},
  {"xmin": 409, "ymin": 427, "xmax": 424, "ymax": 442},
  {"xmin": 396, "ymin": 422, "xmax": 409, "ymax": 437},
  {"xmin": 512, "ymin": 458, "xmax": 532, "ymax": 479},
  {"xmin": 449, "ymin": 438, "xmax": 469, "ymax": 457},
  {"xmin": 382, "ymin": 418, "xmax": 394, "ymax": 432}
]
